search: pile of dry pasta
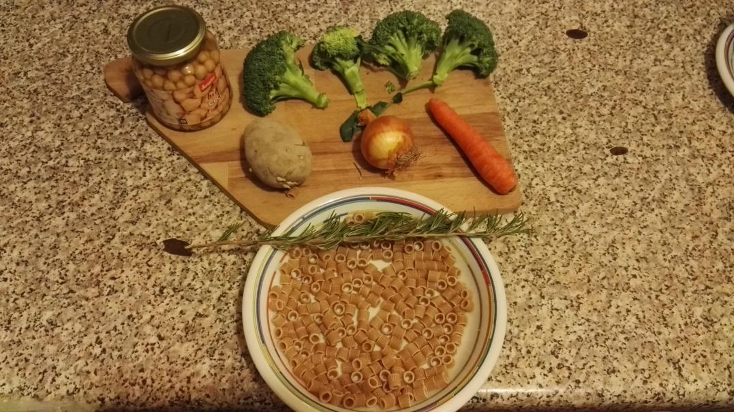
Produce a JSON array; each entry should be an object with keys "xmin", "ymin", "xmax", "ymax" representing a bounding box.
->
[{"xmin": 268, "ymin": 235, "xmax": 474, "ymax": 410}]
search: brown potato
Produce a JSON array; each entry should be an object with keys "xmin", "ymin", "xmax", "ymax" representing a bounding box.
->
[{"xmin": 243, "ymin": 119, "xmax": 312, "ymax": 189}]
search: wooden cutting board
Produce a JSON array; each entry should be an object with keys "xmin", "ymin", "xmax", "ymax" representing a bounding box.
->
[{"xmin": 105, "ymin": 46, "xmax": 521, "ymax": 227}]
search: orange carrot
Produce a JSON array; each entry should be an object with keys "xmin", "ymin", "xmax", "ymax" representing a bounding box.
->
[{"xmin": 426, "ymin": 98, "xmax": 518, "ymax": 194}]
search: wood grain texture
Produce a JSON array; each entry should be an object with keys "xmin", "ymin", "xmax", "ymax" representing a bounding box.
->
[
  {"xmin": 103, "ymin": 57, "xmax": 143, "ymax": 102},
  {"xmin": 110, "ymin": 46, "xmax": 521, "ymax": 227}
]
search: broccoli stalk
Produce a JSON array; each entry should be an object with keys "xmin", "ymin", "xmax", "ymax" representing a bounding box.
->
[
  {"xmin": 275, "ymin": 59, "xmax": 330, "ymax": 106},
  {"xmin": 431, "ymin": 10, "xmax": 499, "ymax": 86},
  {"xmin": 376, "ymin": 31, "xmax": 424, "ymax": 79},
  {"xmin": 312, "ymin": 27, "xmax": 368, "ymax": 109},
  {"xmin": 243, "ymin": 31, "xmax": 329, "ymax": 116},
  {"xmin": 333, "ymin": 59, "xmax": 367, "ymax": 108},
  {"xmin": 361, "ymin": 11, "xmax": 441, "ymax": 81}
]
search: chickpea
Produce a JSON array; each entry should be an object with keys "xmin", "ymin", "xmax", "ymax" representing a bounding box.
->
[
  {"xmin": 151, "ymin": 74, "xmax": 165, "ymax": 89},
  {"xmin": 181, "ymin": 64, "xmax": 195, "ymax": 75},
  {"xmin": 144, "ymin": 79, "xmax": 153, "ymax": 88},
  {"xmin": 194, "ymin": 83, "xmax": 209, "ymax": 98},
  {"xmin": 214, "ymin": 65, "xmax": 222, "ymax": 79},
  {"xmin": 163, "ymin": 80, "xmax": 177, "ymax": 91},
  {"xmin": 150, "ymin": 88, "xmax": 172, "ymax": 101},
  {"xmin": 175, "ymin": 80, "xmax": 188, "ymax": 89},
  {"xmin": 217, "ymin": 77, "xmax": 227, "ymax": 94},
  {"xmin": 153, "ymin": 67, "xmax": 167, "ymax": 76},
  {"xmin": 217, "ymin": 90, "xmax": 229, "ymax": 112},
  {"xmin": 196, "ymin": 50, "xmax": 210, "ymax": 63},
  {"xmin": 183, "ymin": 112, "xmax": 202, "ymax": 125},
  {"xmin": 193, "ymin": 63, "xmax": 208, "ymax": 80},
  {"xmin": 181, "ymin": 98, "xmax": 202, "ymax": 112},
  {"xmin": 203, "ymin": 59, "xmax": 216, "ymax": 72},
  {"xmin": 167, "ymin": 70, "xmax": 183, "ymax": 82},
  {"xmin": 191, "ymin": 108, "xmax": 208, "ymax": 118},
  {"xmin": 199, "ymin": 95, "xmax": 210, "ymax": 110},
  {"xmin": 183, "ymin": 75, "xmax": 197, "ymax": 86},
  {"xmin": 173, "ymin": 90, "xmax": 189, "ymax": 103},
  {"xmin": 209, "ymin": 50, "xmax": 220, "ymax": 63},
  {"xmin": 163, "ymin": 100, "xmax": 185, "ymax": 118},
  {"xmin": 141, "ymin": 67, "xmax": 154, "ymax": 79},
  {"xmin": 205, "ymin": 30, "xmax": 215, "ymax": 41}
]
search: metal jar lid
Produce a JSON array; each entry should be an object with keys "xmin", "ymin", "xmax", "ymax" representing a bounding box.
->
[{"xmin": 127, "ymin": 5, "xmax": 206, "ymax": 66}]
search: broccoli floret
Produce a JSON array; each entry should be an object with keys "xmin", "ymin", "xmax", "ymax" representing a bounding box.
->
[
  {"xmin": 243, "ymin": 31, "xmax": 329, "ymax": 116},
  {"xmin": 312, "ymin": 26, "xmax": 368, "ymax": 109},
  {"xmin": 432, "ymin": 10, "xmax": 499, "ymax": 86},
  {"xmin": 361, "ymin": 11, "xmax": 441, "ymax": 80}
]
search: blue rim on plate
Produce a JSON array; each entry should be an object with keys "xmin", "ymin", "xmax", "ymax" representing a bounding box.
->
[{"xmin": 243, "ymin": 188, "xmax": 507, "ymax": 412}]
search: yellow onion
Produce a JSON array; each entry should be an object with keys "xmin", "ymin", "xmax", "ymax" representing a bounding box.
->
[{"xmin": 359, "ymin": 115, "xmax": 418, "ymax": 172}]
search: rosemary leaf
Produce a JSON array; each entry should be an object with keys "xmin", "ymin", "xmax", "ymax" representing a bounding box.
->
[{"xmin": 217, "ymin": 223, "xmax": 244, "ymax": 242}]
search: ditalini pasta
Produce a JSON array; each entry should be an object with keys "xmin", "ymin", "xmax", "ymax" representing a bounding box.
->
[{"xmin": 267, "ymin": 230, "xmax": 475, "ymax": 411}]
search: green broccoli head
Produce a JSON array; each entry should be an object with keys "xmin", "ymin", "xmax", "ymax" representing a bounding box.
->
[
  {"xmin": 432, "ymin": 10, "xmax": 499, "ymax": 86},
  {"xmin": 363, "ymin": 11, "xmax": 441, "ymax": 80},
  {"xmin": 311, "ymin": 26, "xmax": 368, "ymax": 109},
  {"xmin": 243, "ymin": 31, "xmax": 329, "ymax": 116},
  {"xmin": 312, "ymin": 26, "xmax": 361, "ymax": 69}
]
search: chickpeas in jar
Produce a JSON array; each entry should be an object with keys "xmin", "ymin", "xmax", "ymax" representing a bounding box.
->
[{"xmin": 127, "ymin": 6, "xmax": 231, "ymax": 131}]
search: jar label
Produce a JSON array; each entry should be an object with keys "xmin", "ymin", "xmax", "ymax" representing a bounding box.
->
[{"xmin": 199, "ymin": 72, "xmax": 217, "ymax": 91}]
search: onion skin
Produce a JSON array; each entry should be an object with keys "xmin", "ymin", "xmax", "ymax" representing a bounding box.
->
[{"xmin": 360, "ymin": 115, "xmax": 416, "ymax": 171}]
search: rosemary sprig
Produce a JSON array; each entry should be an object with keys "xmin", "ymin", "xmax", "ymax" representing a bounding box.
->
[
  {"xmin": 183, "ymin": 210, "xmax": 531, "ymax": 252},
  {"xmin": 217, "ymin": 222, "xmax": 244, "ymax": 242}
]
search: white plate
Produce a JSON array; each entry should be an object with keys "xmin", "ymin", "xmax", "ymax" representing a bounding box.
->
[
  {"xmin": 243, "ymin": 187, "xmax": 507, "ymax": 412},
  {"xmin": 715, "ymin": 23, "xmax": 734, "ymax": 95}
]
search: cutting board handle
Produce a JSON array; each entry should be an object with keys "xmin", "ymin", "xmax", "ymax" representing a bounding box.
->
[{"xmin": 103, "ymin": 57, "xmax": 143, "ymax": 103}]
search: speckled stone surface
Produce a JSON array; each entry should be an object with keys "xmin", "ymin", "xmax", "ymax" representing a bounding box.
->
[{"xmin": 0, "ymin": 0, "xmax": 732, "ymax": 410}]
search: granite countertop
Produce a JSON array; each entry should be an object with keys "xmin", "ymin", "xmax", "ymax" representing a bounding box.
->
[{"xmin": 1, "ymin": 0, "xmax": 733, "ymax": 410}]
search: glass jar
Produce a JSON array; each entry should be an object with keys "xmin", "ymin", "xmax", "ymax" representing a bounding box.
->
[{"xmin": 127, "ymin": 5, "xmax": 231, "ymax": 131}]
